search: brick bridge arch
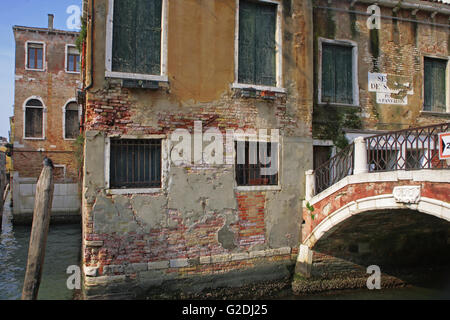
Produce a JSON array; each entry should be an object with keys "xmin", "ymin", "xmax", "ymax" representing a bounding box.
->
[
  {"xmin": 296, "ymin": 123, "xmax": 450, "ymax": 277},
  {"xmin": 301, "ymin": 170, "xmax": 450, "ymax": 249}
]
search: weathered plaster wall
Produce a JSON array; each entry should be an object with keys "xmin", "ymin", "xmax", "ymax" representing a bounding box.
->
[
  {"xmin": 82, "ymin": 0, "xmax": 314, "ymax": 298},
  {"xmin": 313, "ymin": 0, "xmax": 450, "ymax": 143}
]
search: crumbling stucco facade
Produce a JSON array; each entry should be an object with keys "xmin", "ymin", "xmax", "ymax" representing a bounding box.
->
[
  {"xmin": 313, "ymin": 0, "xmax": 450, "ymax": 148},
  {"xmin": 81, "ymin": 0, "xmax": 314, "ymax": 298}
]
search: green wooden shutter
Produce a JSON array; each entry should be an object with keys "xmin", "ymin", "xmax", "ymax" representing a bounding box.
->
[
  {"xmin": 256, "ymin": 3, "xmax": 276, "ymax": 86},
  {"xmin": 424, "ymin": 58, "xmax": 447, "ymax": 112},
  {"xmin": 112, "ymin": 0, "xmax": 162, "ymax": 75},
  {"xmin": 335, "ymin": 45, "xmax": 353, "ymax": 104},
  {"xmin": 136, "ymin": 0, "xmax": 162, "ymax": 75},
  {"xmin": 322, "ymin": 44, "xmax": 353, "ymax": 104},
  {"xmin": 424, "ymin": 58, "xmax": 432, "ymax": 110},
  {"xmin": 112, "ymin": 0, "xmax": 136, "ymax": 73},
  {"xmin": 239, "ymin": 1, "xmax": 257, "ymax": 84},
  {"xmin": 432, "ymin": 59, "xmax": 446, "ymax": 112},
  {"xmin": 321, "ymin": 44, "xmax": 336, "ymax": 103},
  {"xmin": 239, "ymin": 0, "xmax": 276, "ymax": 86}
]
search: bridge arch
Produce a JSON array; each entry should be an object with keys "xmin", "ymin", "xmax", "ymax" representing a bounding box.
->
[{"xmin": 303, "ymin": 194, "xmax": 450, "ymax": 249}]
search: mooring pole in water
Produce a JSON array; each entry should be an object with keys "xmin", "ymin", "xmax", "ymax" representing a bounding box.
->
[
  {"xmin": 21, "ymin": 159, "xmax": 54, "ymax": 300},
  {"xmin": 0, "ymin": 182, "xmax": 7, "ymax": 231}
]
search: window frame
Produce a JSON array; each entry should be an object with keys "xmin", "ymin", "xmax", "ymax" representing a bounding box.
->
[
  {"xmin": 105, "ymin": 135, "xmax": 168, "ymax": 194},
  {"xmin": 23, "ymin": 96, "xmax": 46, "ymax": 140},
  {"xmin": 233, "ymin": 0, "xmax": 285, "ymax": 93},
  {"xmin": 233, "ymin": 134, "xmax": 281, "ymax": 192},
  {"xmin": 422, "ymin": 54, "xmax": 450, "ymax": 114},
  {"xmin": 25, "ymin": 41, "xmax": 46, "ymax": 71},
  {"xmin": 62, "ymin": 99, "xmax": 81, "ymax": 140},
  {"xmin": 105, "ymin": 0, "xmax": 169, "ymax": 82},
  {"xmin": 65, "ymin": 44, "xmax": 81, "ymax": 74},
  {"xmin": 317, "ymin": 38, "xmax": 359, "ymax": 107}
]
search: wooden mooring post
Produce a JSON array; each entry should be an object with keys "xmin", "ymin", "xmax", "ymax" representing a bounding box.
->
[
  {"xmin": 21, "ymin": 159, "xmax": 54, "ymax": 300},
  {"xmin": 0, "ymin": 183, "xmax": 9, "ymax": 231}
]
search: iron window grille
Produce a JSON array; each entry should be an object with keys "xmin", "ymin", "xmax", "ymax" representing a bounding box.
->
[
  {"xmin": 235, "ymin": 141, "xmax": 278, "ymax": 186},
  {"xmin": 110, "ymin": 139, "xmax": 162, "ymax": 189}
]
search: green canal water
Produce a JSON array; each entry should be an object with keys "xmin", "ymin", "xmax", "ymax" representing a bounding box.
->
[
  {"xmin": 0, "ymin": 197, "xmax": 81, "ymax": 300},
  {"xmin": 1, "ymin": 195, "xmax": 449, "ymax": 300}
]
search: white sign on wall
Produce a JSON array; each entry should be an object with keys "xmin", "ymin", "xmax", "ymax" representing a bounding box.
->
[{"xmin": 368, "ymin": 73, "xmax": 413, "ymax": 105}]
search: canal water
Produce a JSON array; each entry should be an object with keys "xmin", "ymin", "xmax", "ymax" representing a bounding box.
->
[
  {"xmin": 0, "ymin": 195, "xmax": 81, "ymax": 300},
  {"xmin": 1, "ymin": 194, "xmax": 449, "ymax": 300}
]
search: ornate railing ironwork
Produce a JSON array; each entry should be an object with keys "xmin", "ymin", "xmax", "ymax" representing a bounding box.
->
[
  {"xmin": 312, "ymin": 122, "xmax": 449, "ymax": 196},
  {"xmin": 366, "ymin": 122, "xmax": 450, "ymax": 172},
  {"xmin": 314, "ymin": 143, "xmax": 354, "ymax": 194}
]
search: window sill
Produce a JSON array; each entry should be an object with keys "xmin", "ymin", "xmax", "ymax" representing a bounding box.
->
[
  {"xmin": 25, "ymin": 67, "xmax": 45, "ymax": 72},
  {"xmin": 232, "ymin": 83, "xmax": 286, "ymax": 94},
  {"xmin": 66, "ymin": 70, "xmax": 80, "ymax": 75},
  {"xmin": 106, "ymin": 188, "xmax": 162, "ymax": 195},
  {"xmin": 24, "ymin": 137, "xmax": 45, "ymax": 141},
  {"xmin": 317, "ymin": 102, "xmax": 360, "ymax": 108},
  {"xmin": 235, "ymin": 185, "xmax": 281, "ymax": 192},
  {"xmin": 105, "ymin": 71, "xmax": 168, "ymax": 83},
  {"xmin": 420, "ymin": 110, "xmax": 450, "ymax": 118}
]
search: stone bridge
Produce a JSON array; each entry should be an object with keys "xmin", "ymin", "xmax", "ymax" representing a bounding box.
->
[{"xmin": 296, "ymin": 123, "xmax": 450, "ymax": 279}]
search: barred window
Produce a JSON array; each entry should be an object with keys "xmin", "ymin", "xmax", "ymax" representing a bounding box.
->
[
  {"xmin": 110, "ymin": 139, "xmax": 162, "ymax": 189},
  {"xmin": 235, "ymin": 141, "xmax": 278, "ymax": 186}
]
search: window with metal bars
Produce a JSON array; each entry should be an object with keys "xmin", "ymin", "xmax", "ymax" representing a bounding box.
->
[
  {"xmin": 235, "ymin": 141, "xmax": 278, "ymax": 186},
  {"xmin": 109, "ymin": 139, "xmax": 162, "ymax": 189}
]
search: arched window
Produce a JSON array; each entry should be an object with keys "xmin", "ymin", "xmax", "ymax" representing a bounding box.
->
[
  {"xmin": 64, "ymin": 102, "xmax": 80, "ymax": 139},
  {"xmin": 24, "ymin": 98, "xmax": 44, "ymax": 138}
]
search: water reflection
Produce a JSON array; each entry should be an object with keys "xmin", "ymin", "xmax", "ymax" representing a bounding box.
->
[{"xmin": 0, "ymin": 195, "xmax": 81, "ymax": 300}]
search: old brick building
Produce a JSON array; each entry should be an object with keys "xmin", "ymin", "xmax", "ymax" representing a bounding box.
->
[
  {"xmin": 79, "ymin": 0, "xmax": 449, "ymax": 298},
  {"xmin": 313, "ymin": 0, "xmax": 450, "ymax": 162},
  {"xmin": 11, "ymin": 15, "xmax": 81, "ymax": 224}
]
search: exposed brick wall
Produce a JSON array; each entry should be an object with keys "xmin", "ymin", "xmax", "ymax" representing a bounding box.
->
[
  {"xmin": 12, "ymin": 27, "xmax": 80, "ymax": 181},
  {"xmin": 303, "ymin": 180, "xmax": 450, "ymax": 238},
  {"xmin": 313, "ymin": 0, "xmax": 449, "ymax": 136},
  {"xmin": 236, "ymin": 192, "xmax": 266, "ymax": 249}
]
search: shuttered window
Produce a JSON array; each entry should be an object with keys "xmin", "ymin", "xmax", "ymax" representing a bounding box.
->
[
  {"xmin": 25, "ymin": 99, "xmax": 44, "ymax": 138},
  {"xmin": 112, "ymin": 0, "xmax": 162, "ymax": 75},
  {"xmin": 321, "ymin": 43, "xmax": 354, "ymax": 104},
  {"xmin": 235, "ymin": 141, "xmax": 278, "ymax": 186},
  {"xmin": 238, "ymin": 0, "xmax": 276, "ymax": 87},
  {"xmin": 110, "ymin": 139, "xmax": 162, "ymax": 189},
  {"xmin": 65, "ymin": 102, "xmax": 79, "ymax": 139},
  {"xmin": 424, "ymin": 57, "xmax": 447, "ymax": 112}
]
